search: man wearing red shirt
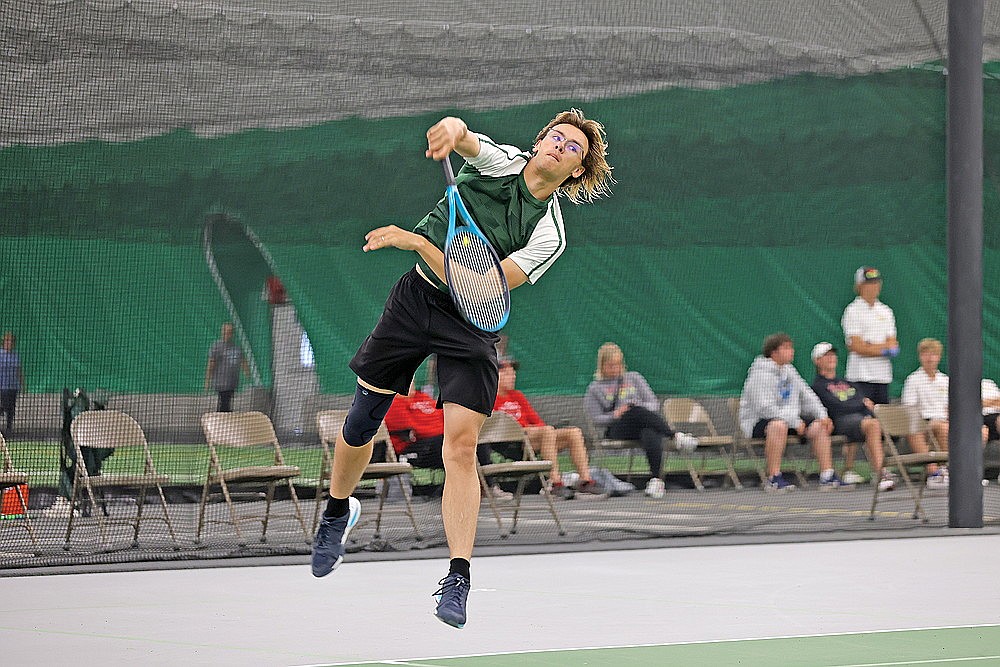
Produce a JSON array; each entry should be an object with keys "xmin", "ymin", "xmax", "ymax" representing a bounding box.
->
[
  {"xmin": 493, "ymin": 358, "xmax": 605, "ymax": 499},
  {"xmin": 383, "ymin": 381, "xmax": 510, "ymax": 499},
  {"xmin": 383, "ymin": 384, "xmax": 443, "ymax": 457}
]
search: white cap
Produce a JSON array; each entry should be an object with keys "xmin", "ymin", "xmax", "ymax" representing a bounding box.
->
[
  {"xmin": 811, "ymin": 342, "xmax": 836, "ymax": 362},
  {"xmin": 854, "ymin": 266, "xmax": 881, "ymax": 285}
]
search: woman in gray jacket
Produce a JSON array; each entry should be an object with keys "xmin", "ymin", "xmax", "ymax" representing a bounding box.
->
[{"xmin": 584, "ymin": 342, "xmax": 697, "ymax": 498}]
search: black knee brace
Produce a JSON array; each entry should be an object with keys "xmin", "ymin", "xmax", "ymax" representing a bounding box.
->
[{"xmin": 342, "ymin": 383, "xmax": 395, "ymax": 446}]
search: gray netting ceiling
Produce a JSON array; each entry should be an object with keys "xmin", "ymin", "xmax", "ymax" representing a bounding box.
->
[{"xmin": 3, "ymin": 0, "xmax": 1000, "ymax": 144}]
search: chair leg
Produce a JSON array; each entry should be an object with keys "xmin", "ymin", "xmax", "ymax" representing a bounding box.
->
[
  {"xmin": 63, "ymin": 476, "xmax": 79, "ymax": 550},
  {"xmin": 133, "ymin": 483, "xmax": 148, "ymax": 546},
  {"xmin": 747, "ymin": 444, "xmax": 768, "ymax": 485},
  {"xmin": 687, "ymin": 459, "xmax": 703, "ymax": 492},
  {"xmin": 195, "ymin": 477, "xmax": 212, "ymax": 544},
  {"xmin": 286, "ymin": 480, "xmax": 311, "ymax": 542},
  {"xmin": 537, "ymin": 472, "xmax": 566, "ymax": 536},
  {"xmin": 261, "ymin": 481, "xmax": 276, "ymax": 543},
  {"xmin": 507, "ymin": 478, "xmax": 525, "ymax": 535},
  {"xmin": 724, "ymin": 448, "xmax": 743, "ymax": 489},
  {"xmin": 895, "ymin": 464, "xmax": 922, "ymax": 520},
  {"xmin": 913, "ymin": 470, "xmax": 930, "ymax": 522},
  {"xmin": 83, "ymin": 481, "xmax": 106, "ymax": 546},
  {"xmin": 398, "ymin": 474, "xmax": 422, "ymax": 540},
  {"xmin": 155, "ymin": 483, "xmax": 179, "ymax": 548},
  {"xmin": 869, "ymin": 471, "xmax": 883, "ymax": 520},
  {"xmin": 217, "ymin": 477, "xmax": 244, "ymax": 543},
  {"xmin": 374, "ymin": 475, "xmax": 392, "ymax": 539},
  {"xmin": 478, "ymin": 467, "xmax": 505, "ymax": 536},
  {"xmin": 13, "ymin": 485, "xmax": 37, "ymax": 545},
  {"xmin": 313, "ymin": 447, "xmax": 331, "ymax": 533}
]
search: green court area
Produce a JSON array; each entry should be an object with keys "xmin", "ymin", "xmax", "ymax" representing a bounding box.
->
[{"xmin": 321, "ymin": 625, "xmax": 1000, "ymax": 666}]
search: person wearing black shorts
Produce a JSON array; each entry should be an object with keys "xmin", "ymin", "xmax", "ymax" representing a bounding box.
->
[
  {"xmin": 309, "ymin": 110, "xmax": 614, "ymax": 629},
  {"xmin": 809, "ymin": 342, "xmax": 894, "ymax": 492}
]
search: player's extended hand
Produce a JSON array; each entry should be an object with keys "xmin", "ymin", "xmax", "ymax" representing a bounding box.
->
[
  {"xmin": 364, "ymin": 225, "xmax": 424, "ymax": 252},
  {"xmin": 425, "ymin": 117, "xmax": 468, "ymax": 160}
]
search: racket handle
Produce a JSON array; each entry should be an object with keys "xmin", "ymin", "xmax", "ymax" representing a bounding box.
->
[{"xmin": 442, "ymin": 154, "xmax": 456, "ymax": 186}]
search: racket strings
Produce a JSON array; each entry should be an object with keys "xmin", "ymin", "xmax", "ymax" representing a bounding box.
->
[{"xmin": 447, "ymin": 229, "xmax": 508, "ymax": 330}]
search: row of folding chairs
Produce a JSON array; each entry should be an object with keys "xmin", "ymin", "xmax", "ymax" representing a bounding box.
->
[
  {"xmin": 589, "ymin": 397, "xmax": 950, "ymax": 521},
  {"xmin": 0, "ymin": 408, "xmax": 563, "ymax": 550}
]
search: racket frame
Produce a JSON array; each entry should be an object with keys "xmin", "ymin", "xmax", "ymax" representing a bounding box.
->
[{"xmin": 441, "ymin": 155, "xmax": 511, "ymax": 332}]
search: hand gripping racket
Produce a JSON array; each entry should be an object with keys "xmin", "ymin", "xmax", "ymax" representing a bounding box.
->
[{"xmin": 441, "ymin": 155, "xmax": 510, "ymax": 332}]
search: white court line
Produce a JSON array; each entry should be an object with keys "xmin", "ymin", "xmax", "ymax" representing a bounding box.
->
[{"xmin": 291, "ymin": 622, "xmax": 1000, "ymax": 667}]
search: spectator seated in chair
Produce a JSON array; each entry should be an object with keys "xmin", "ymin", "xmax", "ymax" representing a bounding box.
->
[
  {"xmin": 739, "ymin": 333, "xmax": 837, "ymax": 492},
  {"xmin": 584, "ymin": 342, "xmax": 698, "ymax": 499},
  {"xmin": 809, "ymin": 342, "xmax": 894, "ymax": 492},
  {"xmin": 493, "ymin": 356, "xmax": 606, "ymax": 500},
  {"xmin": 901, "ymin": 338, "xmax": 988, "ymax": 490}
]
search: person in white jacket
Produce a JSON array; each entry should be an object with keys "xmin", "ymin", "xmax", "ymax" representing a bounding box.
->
[{"xmin": 739, "ymin": 332, "xmax": 838, "ymax": 492}]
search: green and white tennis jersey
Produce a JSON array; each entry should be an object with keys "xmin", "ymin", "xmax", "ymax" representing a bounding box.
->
[{"xmin": 413, "ymin": 132, "xmax": 567, "ymax": 291}]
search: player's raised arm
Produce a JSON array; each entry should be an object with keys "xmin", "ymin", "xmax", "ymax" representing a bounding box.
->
[{"xmin": 425, "ymin": 117, "xmax": 481, "ymax": 160}]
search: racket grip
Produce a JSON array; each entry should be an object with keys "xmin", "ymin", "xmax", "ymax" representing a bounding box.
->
[{"xmin": 442, "ymin": 154, "xmax": 456, "ymax": 185}]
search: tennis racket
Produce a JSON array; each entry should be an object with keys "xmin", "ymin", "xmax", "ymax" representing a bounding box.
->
[{"xmin": 441, "ymin": 154, "xmax": 510, "ymax": 332}]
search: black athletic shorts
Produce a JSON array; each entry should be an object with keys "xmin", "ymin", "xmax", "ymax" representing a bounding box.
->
[
  {"xmin": 985, "ymin": 413, "xmax": 1000, "ymax": 442},
  {"xmin": 832, "ymin": 412, "xmax": 868, "ymax": 443},
  {"xmin": 349, "ymin": 268, "xmax": 501, "ymax": 416}
]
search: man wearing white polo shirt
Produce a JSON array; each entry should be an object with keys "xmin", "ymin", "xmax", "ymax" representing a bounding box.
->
[{"xmin": 842, "ymin": 266, "xmax": 898, "ymax": 406}]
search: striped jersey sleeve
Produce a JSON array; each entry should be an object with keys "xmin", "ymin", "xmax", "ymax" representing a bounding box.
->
[
  {"xmin": 507, "ymin": 196, "xmax": 567, "ymax": 284},
  {"xmin": 465, "ymin": 133, "xmax": 531, "ymax": 177}
]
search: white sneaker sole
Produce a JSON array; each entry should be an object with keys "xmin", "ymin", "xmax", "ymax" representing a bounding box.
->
[{"xmin": 330, "ymin": 497, "xmax": 362, "ymax": 573}]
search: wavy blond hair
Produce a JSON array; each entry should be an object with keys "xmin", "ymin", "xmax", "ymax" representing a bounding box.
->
[
  {"xmin": 917, "ymin": 338, "xmax": 943, "ymax": 355},
  {"xmin": 533, "ymin": 108, "xmax": 614, "ymax": 204},
  {"xmin": 594, "ymin": 342, "xmax": 625, "ymax": 380}
]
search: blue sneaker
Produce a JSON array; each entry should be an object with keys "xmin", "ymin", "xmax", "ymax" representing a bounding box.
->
[
  {"xmin": 433, "ymin": 572, "xmax": 471, "ymax": 628},
  {"xmin": 765, "ymin": 473, "xmax": 796, "ymax": 493},
  {"xmin": 819, "ymin": 471, "xmax": 844, "ymax": 491},
  {"xmin": 311, "ymin": 496, "xmax": 361, "ymax": 578}
]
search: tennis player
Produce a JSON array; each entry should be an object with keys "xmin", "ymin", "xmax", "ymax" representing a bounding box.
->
[{"xmin": 311, "ymin": 109, "xmax": 613, "ymax": 628}]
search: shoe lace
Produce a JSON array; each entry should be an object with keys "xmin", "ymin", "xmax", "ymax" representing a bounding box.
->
[
  {"xmin": 315, "ymin": 514, "xmax": 343, "ymax": 548},
  {"xmin": 433, "ymin": 573, "xmax": 470, "ymax": 600}
]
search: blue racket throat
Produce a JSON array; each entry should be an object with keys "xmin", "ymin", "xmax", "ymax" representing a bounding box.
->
[{"xmin": 440, "ymin": 156, "xmax": 511, "ymax": 332}]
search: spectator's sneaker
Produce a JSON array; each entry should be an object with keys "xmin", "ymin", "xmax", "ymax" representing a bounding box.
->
[
  {"xmin": 42, "ymin": 497, "xmax": 81, "ymax": 518},
  {"xmin": 549, "ymin": 483, "xmax": 575, "ymax": 500},
  {"xmin": 765, "ymin": 474, "xmax": 796, "ymax": 492},
  {"xmin": 673, "ymin": 432, "xmax": 699, "ymax": 453},
  {"xmin": 433, "ymin": 572, "xmax": 471, "ymax": 628},
  {"xmin": 574, "ymin": 480, "xmax": 608, "ymax": 499},
  {"xmin": 560, "ymin": 472, "xmax": 580, "ymax": 488},
  {"xmin": 926, "ymin": 471, "xmax": 948, "ymax": 490},
  {"xmin": 644, "ymin": 477, "xmax": 666, "ymax": 499},
  {"xmin": 878, "ymin": 471, "xmax": 896, "ymax": 492},
  {"xmin": 819, "ymin": 471, "xmax": 844, "ymax": 491},
  {"xmin": 842, "ymin": 471, "xmax": 865, "ymax": 486},
  {"xmin": 311, "ymin": 496, "xmax": 361, "ymax": 578},
  {"xmin": 485, "ymin": 484, "xmax": 514, "ymax": 502}
]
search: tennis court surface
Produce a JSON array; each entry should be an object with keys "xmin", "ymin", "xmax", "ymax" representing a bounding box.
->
[{"xmin": 4, "ymin": 534, "xmax": 999, "ymax": 666}]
